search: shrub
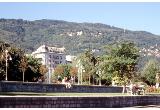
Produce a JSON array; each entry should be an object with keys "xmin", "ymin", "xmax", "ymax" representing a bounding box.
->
[{"xmin": 145, "ymin": 86, "xmax": 160, "ymax": 93}]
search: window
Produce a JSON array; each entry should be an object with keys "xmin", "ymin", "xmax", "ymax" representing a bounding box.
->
[
  {"xmin": 55, "ymin": 61, "xmax": 59, "ymax": 64},
  {"xmin": 56, "ymin": 56, "xmax": 59, "ymax": 59}
]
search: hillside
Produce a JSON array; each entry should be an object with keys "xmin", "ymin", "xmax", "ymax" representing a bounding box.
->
[{"xmin": 0, "ymin": 18, "xmax": 160, "ymax": 55}]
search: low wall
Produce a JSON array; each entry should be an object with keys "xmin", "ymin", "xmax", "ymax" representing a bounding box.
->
[
  {"xmin": 0, "ymin": 81, "xmax": 123, "ymax": 93},
  {"xmin": 0, "ymin": 96, "xmax": 160, "ymax": 108}
]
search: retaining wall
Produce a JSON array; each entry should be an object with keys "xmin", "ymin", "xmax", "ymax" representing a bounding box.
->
[
  {"xmin": 0, "ymin": 96, "xmax": 160, "ymax": 108},
  {"xmin": 0, "ymin": 81, "xmax": 123, "ymax": 93}
]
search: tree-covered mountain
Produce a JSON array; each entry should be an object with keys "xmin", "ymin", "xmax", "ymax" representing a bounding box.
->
[{"xmin": 0, "ymin": 18, "xmax": 160, "ymax": 55}]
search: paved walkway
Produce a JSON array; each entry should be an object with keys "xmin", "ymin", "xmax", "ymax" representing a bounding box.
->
[{"xmin": 128, "ymin": 105, "xmax": 160, "ymax": 108}]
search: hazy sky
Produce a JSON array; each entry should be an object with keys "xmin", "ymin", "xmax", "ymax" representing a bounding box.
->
[{"xmin": 0, "ymin": 2, "xmax": 160, "ymax": 35}]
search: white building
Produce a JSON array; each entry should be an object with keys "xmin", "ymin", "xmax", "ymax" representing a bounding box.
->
[
  {"xmin": 66, "ymin": 55, "xmax": 76, "ymax": 64},
  {"xmin": 31, "ymin": 45, "xmax": 66, "ymax": 84}
]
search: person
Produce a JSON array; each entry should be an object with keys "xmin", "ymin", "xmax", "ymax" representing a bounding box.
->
[
  {"xmin": 62, "ymin": 77, "xmax": 72, "ymax": 88},
  {"xmin": 38, "ymin": 78, "xmax": 42, "ymax": 83},
  {"xmin": 70, "ymin": 76, "xmax": 74, "ymax": 84},
  {"xmin": 129, "ymin": 83, "xmax": 138, "ymax": 95}
]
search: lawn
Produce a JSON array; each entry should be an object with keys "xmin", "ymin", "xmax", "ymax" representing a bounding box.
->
[
  {"xmin": 1, "ymin": 92, "xmax": 159, "ymax": 96},
  {"xmin": 0, "ymin": 92, "xmax": 130, "ymax": 96}
]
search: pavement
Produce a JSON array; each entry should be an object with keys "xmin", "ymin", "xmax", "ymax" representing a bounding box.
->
[{"xmin": 128, "ymin": 105, "xmax": 160, "ymax": 108}]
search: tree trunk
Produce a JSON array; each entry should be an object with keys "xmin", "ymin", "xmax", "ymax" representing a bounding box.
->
[
  {"xmin": 122, "ymin": 85, "xmax": 126, "ymax": 93},
  {"xmin": 74, "ymin": 75, "xmax": 75, "ymax": 84},
  {"xmin": 92, "ymin": 75, "xmax": 94, "ymax": 85},
  {"xmin": 89, "ymin": 75, "xmax": 91, "ymax": 85},
  {"xmin": 99, "ymin": 77, "xmax": 101, "ymax": 86},
  {"xmin": 23, "ymin": 71, "xmax": 24, "ymax": 82}
]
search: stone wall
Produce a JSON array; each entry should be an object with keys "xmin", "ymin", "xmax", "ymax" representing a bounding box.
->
[
  {"xmin": 0, "ymin": 81, "xmax": 123, "ymax": 93},
  {"xmin": 0, "ymin": 96, "xmax": 160, "ymax": 108}
]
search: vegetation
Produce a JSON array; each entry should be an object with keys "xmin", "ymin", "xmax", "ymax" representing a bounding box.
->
[
  {"xmin": 74, "ymin": 41, "xmax": 140, "ymax": 87},
  {"xmin": 53, "ymin": 64, "xmax": 78, "ymax": 83},
  {"xmin": 104, "ymin": 41, "xmax": 139, "ymax": 85},
  {"xmin": 0, "ymin": 39, "xmax": 158, "ymax": 88},
  {"xmin": 0, "ymin": 18, "xmax": 160, "ymax": 55},
  {"xmin": 19, "ymin": 56, "xmax": 28, "ymax": 82},
  {"xmin": 141, "ymin": 59, "xmax": 160, "ymax": 86},
  {"xmin": 77, "ymin": 50, "xmax": 97, "ymax": 85},
  {"xmin": 0, "ymin": 18, "xmax": 160, "ymax": 88},
  {"xmin": 0, "ymin": 41, "xmax": 48, "ymax": 82},
  {"xmin": 1, "ymin": 19, "xmax": 159, "ymax": 80}
]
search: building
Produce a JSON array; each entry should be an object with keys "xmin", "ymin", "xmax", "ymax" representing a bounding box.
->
[
  {"xmin": 66, "ymin": 55, "xmax": 76, "ymax": 64},
  {"xmin": 31, "ymin": 45, "xmax": 66, "ymax": 84}
]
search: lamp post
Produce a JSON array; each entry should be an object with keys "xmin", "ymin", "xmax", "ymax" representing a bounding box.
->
[
  {"xmin": 96, "ymin": 69, "xmax": 102, "ymax": 86},
  {"xmin": 49, "ymin": 66, "xmax": 52, "ymax": 84},
  {"xmin": 48, "ymin": 62, "xmax": 51, "ymax": 84},
  {"xmin": 5, "ymin": 50, "xmax": 12, "ymax": 81}
]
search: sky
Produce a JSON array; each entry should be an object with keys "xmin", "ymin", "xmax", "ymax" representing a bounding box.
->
[{"xmin": 0, "ymin": 2, "xmax": 160, "ymax": 35}]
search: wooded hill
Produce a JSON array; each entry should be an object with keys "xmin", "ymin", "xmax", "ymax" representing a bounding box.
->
[{"xmin": 0, "ymin": 18, "xmax": 160, "ymax": 55}]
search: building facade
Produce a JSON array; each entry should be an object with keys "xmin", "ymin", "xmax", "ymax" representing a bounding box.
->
[
  {"xmin": 66, "ymin": 55, "xmax": 76, "ymax": 64},
  {"xmin": 31, "ymin": 45, "xmax": 66, "ymax": 84}
]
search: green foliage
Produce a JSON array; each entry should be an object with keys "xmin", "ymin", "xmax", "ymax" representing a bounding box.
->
[
  {"xmin": 0, "ymin": 42, "xmax": 25, "ymax": 81},
  {"xmin": 25, "ymin": 55, "xmax": 42, "ymax": 82},
  {"xmin": 103, "ymin": 41, "xmax": 139, "ymax": 85},
  {"xmin": 0, "ymin": 18, "xmax": 159, "ymax": 55},
  {"xmin": 77, "ymin": 50, "xmax": 97, "ymax": 85},
  {"xmin": 0, "ymin": 18, "xmax": 160, "ymax": 85},
  {"xmin": 0, "ymin": 41, "xmax": 46, "ymax": 82},
  {"xmin": 141, "ymin": 59, "xmax": 160, "ymax": 85},
  {"xmin": 53, "ymin": 64, "xmax": 72, "ymax": 80},
  {"xmin": 19, "ymin": 56, "xmax": 28, "ymax": 82}
]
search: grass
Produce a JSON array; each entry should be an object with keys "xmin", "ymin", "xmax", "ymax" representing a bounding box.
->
[
  {"xmin": 0, "ymin": 92, "xmax": 159, "ymax": 96},
  {"xmin": 0, "ymin": 92, "xmax": 130, "ymax": 96}
]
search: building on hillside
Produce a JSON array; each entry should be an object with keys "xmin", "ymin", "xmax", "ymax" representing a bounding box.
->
[
  {"xmin": 66, "ymin": 55, "xmax": 76, "ymax": 64},
  {"xmin": 31, "ymin": 45, "xmax": 66, "ymax": 84}
]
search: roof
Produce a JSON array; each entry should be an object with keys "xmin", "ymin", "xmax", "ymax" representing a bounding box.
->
[{"xmin": 32, "ymin": 45, "xmax": 65, "ymax": 55}]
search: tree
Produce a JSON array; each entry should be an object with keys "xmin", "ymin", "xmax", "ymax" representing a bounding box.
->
[
  {"xmin": 53, "ymin": 64, "xmax": 72, "ymax": 82},
  {"xmin": 0, "ymin": 41, "xmax": 47, "ymax": 82},
  {"xmin": 53, "ymin": 65, "xmax": 64, "ymax": 82},
  {"xmin": 94, "ymin": 56, "xmax": 112, "ymax": 86},
  {"xmin": 54, "ymin": 65, "xmax": 64, "ymax": 76},
  {"xmin": 0, "ymin": 42, "xmax": 26, "ymax": 81},
  {"xmin": 39, "ymin": 65, "xmax": 48, "ymax": 76},
  {"xmin": 19, "ymin": 56, "xmax": 28, "ymax": 82},
  {"xmin": 37, "ymin": 65, "xmax": 48, "ymax": 82},
  {"xmin": 141, "ymin": 59, "xmax": 160, "ymax": 86},
  {"xmin": 70, "ymin": 66, "xmax": 78, "ymax": 83},
  {"xmin": 77, "ymin": 50, "xmax": 97, "ymax": 85},
  {"xmin": 25, "ymin": 55, "xmax": 41, "ymax": 82},
  {"xmin": 103, "ymin": 41, "xmax": 139, "ymax": 92},
  {"xmin": 0, "ymin": 42, "xmax": 12, "ymax": 80}
]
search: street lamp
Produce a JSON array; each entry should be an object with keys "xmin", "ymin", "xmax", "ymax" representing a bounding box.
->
[
  {"xmin": 96, "ymin": 69, "xmax": 102, "ymax": 86},
  {"xmin": 5, "ymin": 50, "xmax": 12, "ymax": 81},
  {"xmin": 48, "ymin": 57, "xmax": 53, "ymax": 84}
]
